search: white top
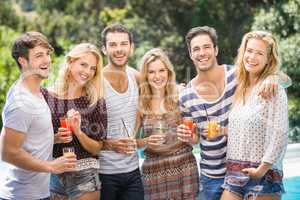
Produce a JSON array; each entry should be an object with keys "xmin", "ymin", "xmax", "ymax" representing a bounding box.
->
[
  {"xmin": 0, "ymin": 81, "xmax": 54, "ymax": 200},
  {"xmin": 227, "ymin": 86, "xmax": 288, "ymax": 171},
  {"xmin": 99, "ymin": 67, "xmax": 139, "ymax": 174}
]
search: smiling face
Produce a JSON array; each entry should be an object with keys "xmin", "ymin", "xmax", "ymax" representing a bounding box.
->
[
  {"xmin": 147, "ymin": 59, "xmax": 169, "ymax": 91},
  {"xmin": 189, "ymin": 34, "xmax": 218, "ymax": 72},
  {"xmin": 69, "ymin": 52, "xmax": 97, "ymax": 87},
  {"xmin": 102, "ymin": 32, "xmax": 133, "ymax": 68},
  {"xmin": 243, "ymin": 38, "xmax": 269, "ymax": 78},
  {"xmin": 19, "ymin": 45, "xmax": 52, "ymax": 79}
]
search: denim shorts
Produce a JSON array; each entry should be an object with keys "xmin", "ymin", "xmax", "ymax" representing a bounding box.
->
[
  {"xmin": 222, "ymin": 170, "xmax": 285, "ymax": 198},
  {"xmin": 50, "ymin": 168, "xmax": 101, "ymax": 199}
]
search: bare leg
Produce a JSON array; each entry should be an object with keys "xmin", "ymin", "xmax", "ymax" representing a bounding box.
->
[
  {"xmin": 75, "ymin": 191, "xmax": 100, "ymax": 200},
  {"xmin": 220, "ymin": 189, "xmax": 243, "ymax": 200},
  {"xmin": 50, "ymin": 193, "xmax": 68, "ymax": 200},
  {"xmin": 248, "ymin": 194, "xmax": 281, "ymax": 200}
]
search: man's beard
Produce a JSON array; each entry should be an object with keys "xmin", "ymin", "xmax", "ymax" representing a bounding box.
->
[
  {"xmin": 108, "ymin": 55, "xmax": 129, "ymax": 68},
  {"xmin": 23, "ymin": 68, "xmax": 49, "ymax": 80},
  {"xmin": 195, "ymin": 59, "xmax": 216, "ymax": 72}
]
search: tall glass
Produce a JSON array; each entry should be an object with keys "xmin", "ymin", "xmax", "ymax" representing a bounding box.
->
[
  {"xmin": 153, "ymin": 120, "xmax": 168, "ymax": 145},
  {"xmin": 60, "ymin": 117, "xmax": 72, "ymax": 141},
  {"xmin": 63, "ymin": 147, "xmax": 75, "ymax": 156},
  {"xmin": 207, "ymin": 121, "xmax": 218, "ymax": 139},
  {"xmin": 182, "ymin": 116, "xmax": 194, "ymax": 135}
]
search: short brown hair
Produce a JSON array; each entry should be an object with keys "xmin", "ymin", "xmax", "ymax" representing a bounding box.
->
[
  {"xmin": 101, "ymin": 23, "xmax": 133, "ymax": 47},
  {"xmin": 12, "ymin": 31, "xmax": 53, "ymax": 69},
  {"xmin": 185, "ymin": 26, "xmax": 218, "ymax": 52}
]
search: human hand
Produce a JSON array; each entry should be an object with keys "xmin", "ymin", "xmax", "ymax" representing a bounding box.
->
[
  {"xmin": 258, "ymin": 75, "xmax": 278, "ymax": 100},
  {"xmin": 147, "ymin": 134, "xmax": 166, "ymax": 147},
  {"xmin": 177, "ymin": 124, "xmax": 197, "ymax": 143},
  {"xmin": 55, "ymin": 128, "xmax": 72, "ymax": 143},
  {"xmin": 242, "ymin": 167, "xmax": 266, "ymax": 179},
  {"xmin": 113, "ymin": 138, "xmax": 137, "ymax": 155},
  {"xmin": 67, "ymin": 109, "xmax": 81, "ymax": 135},
  {"xmin": 49, "ymin": 154, "xmax": 77, "ymax": 174}
]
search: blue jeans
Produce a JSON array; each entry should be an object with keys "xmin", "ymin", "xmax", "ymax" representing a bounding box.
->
[
  {"xmin": 199, "ymin": 175, "xmax": 224, "ymax": 200},
  {"xmin": 99, "ymin": 168, "xmax": 144, "ymax": 200}
]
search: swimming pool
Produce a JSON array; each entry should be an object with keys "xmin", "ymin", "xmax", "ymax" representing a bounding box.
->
[
  {"xmin": 282, "ymin": 143, "xmax": 300, "ymax": 199},
  {"xmin": 283, "ymin": 176, "xmax": 300, "ymax": 200}
]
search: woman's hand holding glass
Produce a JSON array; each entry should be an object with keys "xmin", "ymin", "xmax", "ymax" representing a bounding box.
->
[
  {"xmin": 55, "ymin": 117, "xmax": 72, "ymax": 143},
  {"xmin": 147, "ymin": 134, "xmax": 166, "ymax": 148},
  {"xmin": 149, "ymin": 120, "xmax": 168, "ymax": 146},
  {"xmin": 177, "ymin": 121, "xmax": 198, "ymax": 144}
]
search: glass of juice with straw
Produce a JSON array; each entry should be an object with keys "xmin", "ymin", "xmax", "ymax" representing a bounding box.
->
[{"xmin": 204, "ymin": 105, "xmax": 219, "ymax": 140}]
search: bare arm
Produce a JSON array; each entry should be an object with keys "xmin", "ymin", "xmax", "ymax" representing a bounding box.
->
[
  {"xmin": 131, "ymin": 66, "xmax": 141, "ymax": 87},
  {"xmin": 0, "ymin": 127, "xmax": 76, "ymax": 173},
  {"xmin": 74, "ymin": 131, "xmax": 103, "ymax": 155},
  {"xmin": 68, "ymin": 109, "xmax": 104, "ymax": 155}
]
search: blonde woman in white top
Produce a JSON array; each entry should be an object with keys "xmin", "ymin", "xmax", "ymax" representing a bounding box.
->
[{"xmin": 221, "ymin": 31, "xmax": 288, "ymax": 200}]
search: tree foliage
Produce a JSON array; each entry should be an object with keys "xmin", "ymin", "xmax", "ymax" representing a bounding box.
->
[
  {"xmin": 0, "ymin": 0, "xmax": 21, "ymax": 28},
  {"xmin": 0, "ymin": 0, "xmax": 299, "ymax": 142},
  {"xmin": 251, "ymin": 0, "xmax": 300, "ymax": 140},
  {"xmin": 0, "ymin": 26, "xmax": 21, "ymax": 126}
]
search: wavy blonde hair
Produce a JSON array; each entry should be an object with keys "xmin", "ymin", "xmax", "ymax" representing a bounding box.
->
[
  {"xmin": 54, "ymin": 43, "xmax": 104, "ymax": 106},
  {"xmin": 234, "ymin": 31, "xmax": 280, "ymax": 103},
  {"xmin": 138, "ymin": 48, "xmax": 179, "ymax": 115}
]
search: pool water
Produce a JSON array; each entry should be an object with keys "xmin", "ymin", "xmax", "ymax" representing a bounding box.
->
[{"xmin": 283, "ymin": 176, "xmax": 300, "ymax": 200}]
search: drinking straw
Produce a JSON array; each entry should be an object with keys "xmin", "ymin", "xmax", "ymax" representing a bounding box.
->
[
  {"xmin": 203, "ymin": 104, "xmax": 210, "ymax": 122},
  {"xmin": 121, "ymin": 118, "xmax": 131, "ymax": 138}
]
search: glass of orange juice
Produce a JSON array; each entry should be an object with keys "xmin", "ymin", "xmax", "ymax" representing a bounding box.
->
[
  {"xmin": 63, "ymin": 147, "xmax": 75, "ymax": 157},
  {"xmin": 207, "ymin": 121, "xmax": 219, "ymax": 140}
]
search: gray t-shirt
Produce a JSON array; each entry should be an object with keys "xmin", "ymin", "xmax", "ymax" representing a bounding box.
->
[{"xmin": 0, "ymin": 81, "xmax": 54, "ymax": 200}]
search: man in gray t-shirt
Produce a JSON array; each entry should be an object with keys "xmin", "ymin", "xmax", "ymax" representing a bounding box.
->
[{"xmin": 0, "ymin": 32, "xmax": 76, "ymax": 200}]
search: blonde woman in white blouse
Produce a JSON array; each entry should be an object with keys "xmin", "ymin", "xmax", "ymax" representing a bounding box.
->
[{"xmin": 221, "ymin": 31, "xmax": 288, "ymax": 200}]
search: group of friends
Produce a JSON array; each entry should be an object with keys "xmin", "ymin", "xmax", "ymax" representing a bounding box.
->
[{"xmin": 0, "ymin": 23, "xmax": 290, "ymax": 200}]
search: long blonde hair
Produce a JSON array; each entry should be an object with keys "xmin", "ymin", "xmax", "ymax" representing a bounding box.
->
[
  {"xmin": 138, "ymin": 48, "xmax": 179, "ymax": 115},
  {"xmin": 54, "ymin": 43, "xmax": 104, "ymax": 106},
  {"xmin": 234, "ymin": 31, "xmax": 280, "ymax": 102}
]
